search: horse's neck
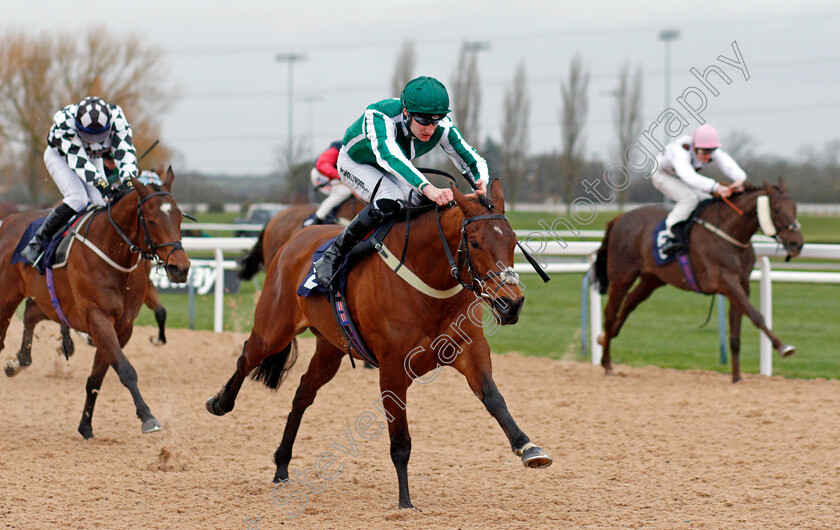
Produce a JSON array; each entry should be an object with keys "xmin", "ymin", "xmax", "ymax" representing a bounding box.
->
[
  {"xmin": 87, "ymin": 197, "xmax": 140, "ymax": 264},
  {"xmin": 384, "ymin": 207, "xmax": 464, "ymax": 287},
  {"xmin": 712, "ymin": 191, "xmax": 761, "ymax": 241}
]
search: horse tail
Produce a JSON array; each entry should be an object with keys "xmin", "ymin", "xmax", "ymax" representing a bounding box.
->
[
  {"xmin": 237, "ymin": 228, "xmax": 266, "ymax": 280},
  {"xmin": 250, "ymin": 339, "xmax": 299, "ymax": 390},
  {"xmin": 593, "ymin": 219, "xmax": 615, "ymax": 295}
]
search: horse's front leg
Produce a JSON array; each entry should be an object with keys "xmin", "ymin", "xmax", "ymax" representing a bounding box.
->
[
  {"xmin": 453, "ymin": 345, "xmax": 552, "ymax": 469},
  {"xmin": 273, "ymin": 337, "xmax": 344, "ymax": 483},
  {"xmin": 378, "ymin": 365, "xmax": 414, "ymax": 509},
  {"xmin": 720, "ymin": 275, "xmax": 795, "ymax": 358},
  {"xmin": 86, "ymin": 311, "xmax": 160, "ymax": 435},
  {"xmin": 729, "ymin": 303, "xmax": 744, "ymax": 383}
]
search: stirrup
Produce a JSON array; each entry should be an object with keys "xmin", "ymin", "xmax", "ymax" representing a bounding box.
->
[
  {"xmin": 302, "ymin": 214, "xmax": 323, "ymax": 227},
  {"xmin": 20, "ymin": 243, "xmax": 44, "ymax": 267},
  {"xmin": 660, "ymin": 237, "xmax": 685, "ymax": 255}
]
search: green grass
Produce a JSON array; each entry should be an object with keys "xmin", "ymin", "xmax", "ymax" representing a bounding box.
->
[{"xmin": 134, "ymin": 208, "xmax": 839, "ymax": 380}]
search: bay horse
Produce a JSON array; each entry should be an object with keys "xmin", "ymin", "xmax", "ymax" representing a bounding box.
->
[
  {"xmin": 0, "ymin": 168, "xmax": 190, "ymax": 438},
  {"xmin": 237, "ymin": 198, "xmax": 364, "ymax": 281},
  {"xmin": 594, "ymin": 180, "xmax": 804, "ymax": 383},
  {"xmin": 207, "ymin": 179, "xmax": 551, "ymax": 509}
]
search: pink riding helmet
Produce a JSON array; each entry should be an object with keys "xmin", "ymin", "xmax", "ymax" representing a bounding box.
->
[{"xmin": 692, "ymin": 124, "xmax": 721, "ymax": 149}]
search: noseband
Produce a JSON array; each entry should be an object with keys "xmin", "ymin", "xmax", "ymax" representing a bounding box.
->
[{"xmin": 107, "ymin": 189, "xmax": 184, "ymax": 267}]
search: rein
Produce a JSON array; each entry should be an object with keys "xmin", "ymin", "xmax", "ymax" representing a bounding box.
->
[{"xmin": 700, "ymin": 190, "xmax": 800, "ymax": 250}]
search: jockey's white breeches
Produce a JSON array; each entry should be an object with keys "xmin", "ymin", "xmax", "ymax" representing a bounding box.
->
[{"xmin": 44, "ymin": 147, "xmax": 106, "ymax": 212}]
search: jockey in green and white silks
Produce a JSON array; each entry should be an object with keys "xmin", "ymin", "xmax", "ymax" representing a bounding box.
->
[
  {"xmin": 338, "ymin": 99, "xmax": 489, "ymax": 204},
  {"xmin": 313, "ymin": 76, "xmax": 490, "ymax": 293}
]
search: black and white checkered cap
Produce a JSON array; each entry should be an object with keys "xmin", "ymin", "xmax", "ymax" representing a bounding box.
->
[{"xmin": 74, "ymin": 97, "xmax": 112, "ymax": 143}]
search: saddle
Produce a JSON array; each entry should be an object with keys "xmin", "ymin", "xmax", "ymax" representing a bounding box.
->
[
  {"xmin": 297, "ymin": 204, "xmax": 438, "ymax": 368},
  {"xmin": 652, "ymin": 198, "xmax": 718, "ymax": 265},
  {"xmin": 10, "ymin": 209, "xmax": 93, "ymax": 274},
  {"xmin": 297, "ymin": 218, "xmax": 401, "ymax": 368},
  {"xmin": 651, "ymin": 199, "xmax": 720, "ymax": 293}
]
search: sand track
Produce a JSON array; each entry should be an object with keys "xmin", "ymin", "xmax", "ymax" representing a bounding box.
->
[{"xmin": 1, "ymin": 320, "xmax": 838, "ymax": 529}]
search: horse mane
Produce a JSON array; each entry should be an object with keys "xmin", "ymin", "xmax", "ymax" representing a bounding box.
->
[{"xmin": 728, "ymin": 182, "xmax": 776, "ymax": 200}]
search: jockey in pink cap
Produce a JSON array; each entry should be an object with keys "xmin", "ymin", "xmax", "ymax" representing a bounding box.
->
[{"xmin": 651, "ymin": 123, "xmax": 747, "ymax": 254}]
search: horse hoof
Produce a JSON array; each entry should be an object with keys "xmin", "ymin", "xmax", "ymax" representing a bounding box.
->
[
  {"xmin": 520, "ymin": 445, "xmax": 553, "ymax": 469},
  {"xmin": 597, "ymin": 333, "xmax": 606, "ymax": 347},
  {"xmin": 78, "ymin": 424, "xmax": 94, "ymax": 440},
  {"xmin": 142, "ymin": 418, "xmax": 162, "ymax": 434},
  {"xmin": 4, "ymin": 360, "xmax": 21, "ymax": 377},
  {"xmin": 205, "ymin": 396, "xmax": 226, "ymax": 416},
  {"xmin": 780, "ymin": 344, "xmax": 795, "ymax": 357},
  {"xmin": 149, "ymin": 336, "xmax": 164, "ymax": 346}
]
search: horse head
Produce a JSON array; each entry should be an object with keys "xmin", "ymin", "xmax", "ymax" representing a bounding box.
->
[
  {"xmin": 129, "ymin": 167, "xmax": 191, "ymax": 282},
  {"xmin": 763, "ymin": 178, "xmax": 803, "ymax": 259},
  {"xmin": 451, "ymin": 179, "xmax": 524, "ymax": 325}
]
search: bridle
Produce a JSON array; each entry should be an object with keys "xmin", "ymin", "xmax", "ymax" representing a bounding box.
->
[
  {"xmin": 434, "ymin": 205, "xmax": 520, "ymax": 303},
  {"xmin": 107, "ymin": 189, "xmax": 184, "ymax": 268}
]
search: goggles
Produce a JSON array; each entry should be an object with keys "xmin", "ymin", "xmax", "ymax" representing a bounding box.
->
[
  {"xmin": 410, "ymin": 113, "xmax": 444, "ymax": 126},
  {"xmin": 696, "ymin": 147, "xmax": 717, "ymax": 155}
]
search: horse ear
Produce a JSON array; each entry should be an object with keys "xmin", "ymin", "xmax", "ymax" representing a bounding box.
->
[
  {"xmin": 777, "ymin": 176, "xmax": 787, "ymax": 193},
  {"xmin": 451, "ymin": 183, "xmax": 470, "ymax": 211},
  {"xmin": 131, "ymin": 176, "xmax": 149, "ymax": 201},
  {"xmin": 163, "ymin": 166, "xmax": 175, "ymax": 192},
  {"xmin": 762, "ymin": 179, "xmax": 773, "ymax": 194},
  {"xmin": 490, "ymin": 179, "xmax": 505, "ymax": 214}
]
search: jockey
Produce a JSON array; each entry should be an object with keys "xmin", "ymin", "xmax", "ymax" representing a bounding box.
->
[
  {"xmin": 652, "ymin": 124, "xmax": 746, "ymax": 254},
  {"xmin": 302, "ymin": 140, "xmax": 354, "ymax": 227},
  {"xmin": 138, "ymin": 169, "xmax": 163, "ymax": 186},
  {"xmin": 20, "ymin": 96, "xmax": 138, "ymax": 267},
  {"xmin": 313, "ymin": 75, "xmax": 489, "ymax": 293}
]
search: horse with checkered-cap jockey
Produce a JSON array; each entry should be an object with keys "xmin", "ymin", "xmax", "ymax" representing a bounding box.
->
[{"xmin": 20, "ymin": 96, "xmax": 139, "ymax": 268}]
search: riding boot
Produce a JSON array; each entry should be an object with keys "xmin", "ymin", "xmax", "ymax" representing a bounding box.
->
[
  {"xmin": 302, "ymin": 213, "xmax": 324, "ymax": 227},
  {"xmin": 313, "ymin": 204, "xmax": 385, "ymax": 293},
  {"xmin": 20, "ymin": 203, "xmax": 77, "ymax": 270},
  {"xmin": 660, "ymin": 221, "xmax": 688, "ymax": 255}
]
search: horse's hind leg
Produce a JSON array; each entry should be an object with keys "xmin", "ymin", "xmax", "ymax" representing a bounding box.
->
[
  {"xmin": 612, "ymin": 275, "xmax": 664, "ymax": 336},
  {"xmin": 206, "ymin": 331, "xmax": 294, "ymax": 416},
  {"xmin": 0, "ymin": 290, "xmax": 25, "ymax": 356},
  {"xmin": 451, "ymin": 348, "xmax": 552, "ymax": 474},
  {"xmin": 599, "ymin": 278, "xmax": 634, "ymax": 374},
  {"xmin": 273, "ymin": 336, "xmax": 344, "ymax": 483},
  {"xmin": 145, "ymin": 281, "xmax": 166, "ymax": 345},
  {"xmin": 59, "ymin": 325, "xmax": 75, "ymax": 359},
  {"xmin": 5, "ymin": 298, "xmax": 52, "ymax": 377}
]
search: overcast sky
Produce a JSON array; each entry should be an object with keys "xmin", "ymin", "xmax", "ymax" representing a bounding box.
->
[{"xmin": 6, "ymin": 1, "xmax": 840, "ymax": 176}]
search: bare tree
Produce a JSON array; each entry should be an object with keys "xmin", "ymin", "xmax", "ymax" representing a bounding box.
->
[
  {"xmin": 559, "ymin": 54, "xmax": 589, "ymax": 206},
  {"xmin": 500, "ymin": 62, "xmax": 530, "ymax": 207},
  {"xmin": 0, "ymin": 28, "xmax": 176, "ymax": 204},
  {"xmin": 612, "ymin": 62, "xmax": 643, "ymax": 207},
  {"xmin": 391, "ymin": 41, "xmax": 416, "ymax": 96},
  {"xmin": 450, "ymin": 42, "xmax": 482, "ymax": 147}
]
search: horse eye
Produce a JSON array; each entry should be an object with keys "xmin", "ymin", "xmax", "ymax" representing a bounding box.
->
[{"xmin": 469, "ymin": 240, "xmax": 480, "ymax": 249}]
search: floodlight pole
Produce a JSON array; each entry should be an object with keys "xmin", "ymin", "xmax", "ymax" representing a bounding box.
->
[{"xmin": 275, "ymin": 53, "xmax": 307, "ymax": 171}]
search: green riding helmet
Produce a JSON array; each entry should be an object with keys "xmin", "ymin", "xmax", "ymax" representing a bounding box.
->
[{"xmin": 400, "ymin": 76, "xmax": 451, "ymax": 117}]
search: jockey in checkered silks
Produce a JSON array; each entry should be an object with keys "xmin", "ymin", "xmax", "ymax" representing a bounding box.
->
[{"xmin": 20, "ymin": 97, "xmax": 139, "ymax": 267}]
